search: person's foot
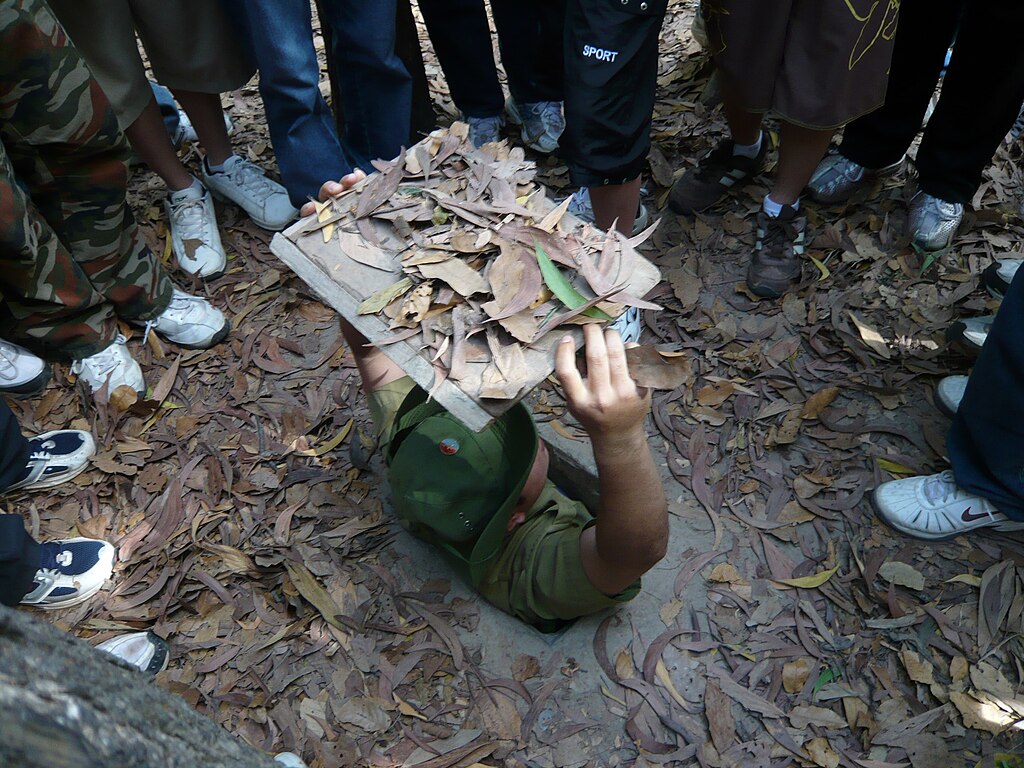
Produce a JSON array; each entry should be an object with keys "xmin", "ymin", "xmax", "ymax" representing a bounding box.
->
[
  {"xmin": 201, "ymin": 155, "xmax": 297, "ymax": 231},
  {"xmin": 935, "ymin": 375, "xmax": 968, "ymax": 418},
  {"xmin": 20, "ymin": 538, "xmax": 115, "ymax": 609},
  {"xmin": 945, "ymin": 315, "xmax": 993, "ymax": 357},
  {"xmin": 667, "ymin": 138, "xmax": 767, "ymax": 214},
  {"xmin": 609, "ymin": 306, "xmax": 643, "ymax": 345},
  {"xmin": 135, "ymin": 288, "xmax": 230, "ymax": 349},
  {"xmin": 4, "ymin": 430, "xmax": 95, "ymax": 494},
  {"xmin": 164, "ymin": 181, "xmax": 227, "ymax": 279},
  {"xmin": 873, "ymin": 470, "xmax": 1024, "ymax": 541},
  {"xmin": 746, "ymin": 206, "xmax": 807, "ymax": 298},
  {"xmin": 909, "ymin": 191, "xmax": 963, "ymax": 251},
  {"xmin": 806, "ymin": 153, "xmax": 903, "ymax": 204},
  {"xmin": 71, "ymin": 335, "xmax": 145, "ymax": 395},
  {"xmin": 466, "ymin": 114, "xmax": 505, "ymax": 148},
  {"xmin": 981, "ymin": 257, "xmax": 1022, "ymax": 299},
  {"xmin": 567, "ymin": 187, "xmax": 650, "ymax": 236},
  {"xmin": 97, "ymin": 631, "xmax": 170, "ymax": 675},
  {"xmin": 0, "ymin": 339, "xmax": 50, "ymax": 395},
  {"xmin": 506, "ymin": 99, "xmax": 564, "ymax": 154}
]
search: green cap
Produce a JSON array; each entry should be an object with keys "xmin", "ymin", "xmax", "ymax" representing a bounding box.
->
[{"xmin": 387, "ymin": 392, "xmax": 538, "ymax": 585}]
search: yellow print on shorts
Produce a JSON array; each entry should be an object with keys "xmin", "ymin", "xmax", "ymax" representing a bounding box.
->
[{"xmin": 846, "ymin": 0, "xmax": 900, "ymax": 71}]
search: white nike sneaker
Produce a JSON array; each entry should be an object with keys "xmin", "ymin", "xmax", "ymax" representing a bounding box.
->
[
  {"xmin": 97, "ymin": 631, "xmax": 169, "ymax": 675},
  {"xmin": 201, "ymin": 155, "xmax": 297, "ymax": 230},
  {"xmin": 935, "ymin": 375, "xmax": 968, "ymax": 417},
  {"xmin": 0, "ymin": 338, "xmax": 50, "ymax": 394},
  {"xmin": 164, "ymin": 181, "xmax": 227, "ymax": 279},
  {"xmin": 71, "ymin": 335, "xmax": 145, "ymax": 394},
  {"xmin": 873, "ymin": 470, "xmax": 1024, "ymax": 540},
  {"xmin": 137, "ymin": 288, "xmax": 230, "ymax": 349}
]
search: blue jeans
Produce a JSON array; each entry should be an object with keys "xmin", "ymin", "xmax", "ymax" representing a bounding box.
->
[
  {"xmin": 224, "ymin": 1, "xmax": 412, "ymax": 208},
  {"xmin": 948, "ymin": 268, "xmax": 1024, "ymax": 519}
]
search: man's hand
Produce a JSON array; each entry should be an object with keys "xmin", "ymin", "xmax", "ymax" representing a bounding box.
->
[
  {"xmin": 555, "ymin": 324, "xmax": 651, "ymax": 443},
  {"xmin": 298, "ymin": 170, "xmax": 368, "ymax": 217}
]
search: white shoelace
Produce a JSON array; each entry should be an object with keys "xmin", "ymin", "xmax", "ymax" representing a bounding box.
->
[
  {"xmin": 169, "ymin": 194, "xmax": 213, "ymax": 242},
  {"xmin": 72, "ymin": 334, "xmax": 128, "ymax": 375},
  {"xmin": 920, "ymin": 470, "xmax": 961, "ymax": 505},
  {"xmin": 0, "ymin": 341, "xmax": 18, "ymax": 380},
  {"xmin": 142, "ymin": 290, "xmax": 200, "ymax": 343},
  {"xmin": 223, "ymin": 159, "xmax": 278, "ymax": 200}
]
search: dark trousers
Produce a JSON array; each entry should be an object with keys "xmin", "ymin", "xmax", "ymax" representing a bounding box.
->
[
  {"xmin": 417, "ymin": 0, "xmax": 564, "ymax": 118},
  {"xmin": 0, "ymin": 400, "xmax": 36, "ymax": 607},
  {"xmin": 225, "ymin": 0, "xmax": 413, "ymax": 208},
  {"xmin": 839, "ymin": 0, "xmax": 1024, "ymax": 204},
  {"xmin": 949, "ymin": 269, "xmax": 1024, "ymax": 519}
]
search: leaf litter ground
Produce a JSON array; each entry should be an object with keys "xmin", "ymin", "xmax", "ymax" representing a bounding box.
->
[{"xmin": 9, "ymin": 3, "xmax": 1024, "ymax": 766}]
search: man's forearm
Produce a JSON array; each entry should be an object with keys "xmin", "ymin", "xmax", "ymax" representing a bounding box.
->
[{"xmin": 591, "ymin": 425, "xmax": 668, "ymax": 572}]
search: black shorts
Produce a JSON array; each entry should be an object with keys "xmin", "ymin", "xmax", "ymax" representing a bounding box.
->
[{"xmin": 562, "ymin": 0, "xmax": 667, "ymax": 187}]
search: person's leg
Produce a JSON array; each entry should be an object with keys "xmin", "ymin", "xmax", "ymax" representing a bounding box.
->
[
  {"xmin": 915, "ymin": 1, "xmax": 1024, "ymax": 204},
  {"xmin": 122, "ymin": 97, "xmax": 194, "ymax": 191},
  {"xmin": 491, "ymin": 0, "xmax": 565, "ymax": 105},
  {"xmin": 838, "ymin": 0, "xmax": 962, "ymax": 171},
  {"xmin": 771, "ymin": 123, "xmax": 834, "ymax": 206},
  {"xmin": 948, "ymin": 268, "xmax": 1024, "ymax": 519},
  {"xmin": 224, "ymin": 0, "xmax": 349, "ymax": 209},
  {"xmin": 166, "ymin": 91, "xmax": 232, "ymax": 167},
  {"xmin": 318, "ymin": 0, "xmax": 413, "ymax": 168},
  {"xmin": 0, "ymin": 1, "xmax": 171, "ymax": 361},
  {"xmin": 417, "ymin": 0, "xmax": 504, "ymax": 117},
  {"xmin": 0, "ymin": 515, "xmax": 39, "ymax": 608},
  {"xmin": 562, "ymin": 0, "xmax": 666, "ymax": 235},
  {"xmin": 0, "ymin": 401, "xmax": 31, "ymax": 493}
]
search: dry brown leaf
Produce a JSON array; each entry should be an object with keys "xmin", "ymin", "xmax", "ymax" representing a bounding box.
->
[
  {"xmin": 696, "ymin": 380, "xmax": 734, "ymax": 407},
  {"xmin": 900, "ymin": 649, "xmax": 935, "ymax": 685},
  {"xmin": 624, "ymin": 346, "xmax": 694, "ymax": 390},
  {"xmin": 789, "ymin": 705, "xmax": 847, "ymax": 729},
  {"xmin": 783, "ymin": 658, "xmax": 811, "ymax": 694},
  {"xmin": 878, "ymin": 561, "xmax": 926, "ymax": 591},
  {"xmin": 704, "ymin": 679, "xmax": 736, "ymax": 754},
  {"xmin": 805, "ymin": 737, "xmax": 840, "ymax": 768},
  {"xmin": 419, "ymin": 258, "xmax": 489, "ymax": 296},
  {"xmin": 800, "ymin": 386, "xmax": 840, "ymax": 419}
]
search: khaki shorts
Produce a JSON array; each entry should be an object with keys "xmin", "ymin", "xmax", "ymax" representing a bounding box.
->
[
  {"xmin": 703, "ymin": 0, "xmax": 899, "ymax": 129},
  {"xmin": 47, "ymin": 0, "xmax": 255, "ymax": 129}
]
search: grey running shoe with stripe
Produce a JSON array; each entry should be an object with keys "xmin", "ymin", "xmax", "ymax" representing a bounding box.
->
[
  {"xmin": 667, "ymin": 139, "xmax": 766, "ymax": 214},
  {"xmin": 807, "ymin": 153, "xmax": 903, "ymax": 204},
  {"xmin": 909, "ymin": 191, "xmax": 963, "ymax": 251}
]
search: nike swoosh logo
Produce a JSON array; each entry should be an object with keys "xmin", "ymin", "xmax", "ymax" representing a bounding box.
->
[{"xmin": 961, "ymin": 507, "xmax": 990, "ymax": 522}]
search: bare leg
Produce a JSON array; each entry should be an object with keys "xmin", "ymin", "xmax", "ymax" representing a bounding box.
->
[
  {"xmin": 772, "ymin": 122, "xmax": 834, "ymax": 205},
  {"xmin": 123, "ymin": 96, "xmax": 193, "ymax": 191},
  {"xmin": 171, "ymin": 90, "xmax": 233, "ymax": 166},
  {"xmin": 589, "ymin": 177, "xmax": 642, "ymax": 235},
  {"xmin": 721, "ymin": 77, "xmax": 764, "ymax": 145},
  {"xmin": 340, "ymin": 319, "xmax": 406, "ymax": 393}
]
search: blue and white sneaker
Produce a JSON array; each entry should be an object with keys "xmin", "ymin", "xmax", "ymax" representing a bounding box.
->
[
  {"xmin": 466, "ymin": 115, "xmax": 505, "ymax": 148},
  {"xmin": 4, "ymin": 430, "xmax": 95, "ymax": 494},
  {"xmin": 609, "ymin": 306, "xmax": 643, "ymax": 345},
  {"xmin": 506, "ymin": 99, "xmax": 564, "ymax": 154},
  {"xmin": 20, "ymin": 538, "xmax": 115, "ymax": 609},
  {"xmin": 567, "ymin": 187, "xmax": 650, "ymax": 236}
]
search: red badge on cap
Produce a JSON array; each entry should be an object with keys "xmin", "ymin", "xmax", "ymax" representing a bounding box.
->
[{"xmin": 439, "ymin": 438, "xmax": 460, "ymax": 455}]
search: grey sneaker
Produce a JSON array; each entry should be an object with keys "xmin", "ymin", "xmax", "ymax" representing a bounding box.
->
[
  {"xmin": 567, "ymin": 187, "xmax": 650, "ymax": 235},
  {"xmin": 935, "ymin": 375, "xmax": 968, "ymax": 417},
  {"xmin": 746, "ymin": 206, "xmax": 807, "ymax": 299},
  {"xmin": 506, "ymin": 99, "xmax": 564, "ymax": 153},
  {"xmin": 946, "ymin": 314, "xmax": 993, "ymax": 357},
  {"xmin": 466, "ymin": 115, "xmax": 505, "ymax": 147},
  {"xmin": 807, "ymin": 154, "xmax": 903, "ymax": 204},
  {"xmin": 609, "ymin": 306, "xmax": 642, "ymax": 344},
  {"xmin": 981, "ymin": 257, "xmax": 1021, "ymax": 298},
  {"xmin": 909, "ymin": 191, "xmax": 963, "ymax": 251},
  {"xmin": 201, "ymin": 155, "xmax": 297, "ymax": 231}
]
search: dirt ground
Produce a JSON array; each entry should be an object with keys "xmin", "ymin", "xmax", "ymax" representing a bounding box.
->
[{"xmin": 11, "ymin": 2, "xmax": 1024, "ymax": 767}]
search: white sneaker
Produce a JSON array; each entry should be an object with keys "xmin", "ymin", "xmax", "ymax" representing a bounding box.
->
[
  {"xmin": 97, "ymin": 631, "xmax": 169, "ymax": 675},
  {"xmin": 20, "ymin": 538, "xmax": 115, "ymax": 609},
  {"xmin": 201, "ymin": 155, "xmax": 297, "ymax": 230},
  {"xmin": 935, "ymin": 375, "xmax": 968, "ymax": 417},
  {"xmin": 981, "ymin": 257, "xmax": 1022, "ymax": 298},
  {"xmin": 164, "ymin": 181, "xmax": 227, "ymax": 279},
  {"xmin": 274, "ymin": 754, "xmax": 308, "ymax": 768},
  {"xmin": 137, "ymin": 288, "xmax": 230, "ymax": 349},
  {"xmin": 71, "ymin": 334, "xmax": 145, "ymax": 395},
  {"xmin": 873, "ymin": 470, "xmax": 1024, "ymax": 541},
  {"xmin": 567, "ymin": 187, "xmax": 650, "ymax": 236},
  {"xmin": 4, "ymin": 429, "xmax": 95, "ymax": 493},
  {"xmin": 0, "ymin": 338, "xmax": 50, "ymax": 394}
]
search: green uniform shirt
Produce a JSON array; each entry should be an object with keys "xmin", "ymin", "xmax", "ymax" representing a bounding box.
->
[{"xmin": 369, "ymin": 378, "xmax": 640, "ymax": 629}]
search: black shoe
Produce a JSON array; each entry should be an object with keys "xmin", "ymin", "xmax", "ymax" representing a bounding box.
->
[
  {"xmin": 668, "ymin": 138, "xmax": 766, "ymax": 214},
  {"xmin": 746, "ymin": 205, "xmax": 807, "ymax": 298}
]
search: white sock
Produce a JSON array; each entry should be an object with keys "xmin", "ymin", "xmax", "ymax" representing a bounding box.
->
[
  {"xmin": 733, "ymin": 132, "xmax": 763, "ymax": 159},
  {"xmin": 205, "ymin": 155, "xmax": 235, "ymax": 174},
  {"xmin": 762, "ymin": 194, "xmax": 798, "ymax": 218}
]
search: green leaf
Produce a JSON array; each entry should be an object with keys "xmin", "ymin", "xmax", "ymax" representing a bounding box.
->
[
  {"xmin": 812, "ymin": 666, "xmax": 840, "ymax": 695},
  {"xmin": 534, "ymin": 242, "xmax": 612, "ymax": 321}
]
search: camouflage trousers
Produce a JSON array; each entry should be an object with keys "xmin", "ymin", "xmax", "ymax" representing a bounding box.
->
[{"xmin": 0, "ymin": 0, "xmax": 171, "ymax": 362}]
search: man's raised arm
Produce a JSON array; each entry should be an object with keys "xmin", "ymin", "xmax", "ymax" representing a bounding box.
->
[{"xmin": 556, "ymin": 324, "xmax": 669, "ymax": 596}]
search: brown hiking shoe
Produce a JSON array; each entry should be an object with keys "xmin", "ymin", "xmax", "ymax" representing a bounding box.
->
[
  {"xmin": 667, "ymin": 139, "xmax": 767, "ymax": 214},
  {"xmin": 746, "ymin": 205, "xmax": 806, "ymax": 298}
]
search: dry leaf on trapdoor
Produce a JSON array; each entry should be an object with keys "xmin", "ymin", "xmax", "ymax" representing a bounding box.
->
[{"xmin": 625, "ymin": 346, "xmax": 694, "ymax": 390}]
